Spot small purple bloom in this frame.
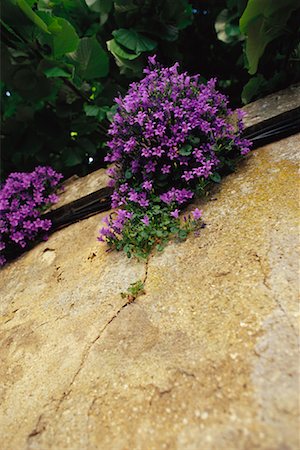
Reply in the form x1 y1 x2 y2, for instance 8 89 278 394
192 208 203 220
170 209 180 219
148 55 157 66
161 165 171 174
141 215 150 226
142 180 153 191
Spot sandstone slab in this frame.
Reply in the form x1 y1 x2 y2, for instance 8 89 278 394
0 134 299 450
243 83 300 127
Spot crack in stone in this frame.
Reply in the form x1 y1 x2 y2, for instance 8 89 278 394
142 255 150 286
26 256 151 443
148 385 173 407
172 368 197 379
146 367 197 407
26 399 53 448
34 313 70 331
27 414 45 440
254 252 297 337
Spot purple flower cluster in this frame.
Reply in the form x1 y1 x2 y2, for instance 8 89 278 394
160 188 194 205
99 56 251 244
98 209 133 242
0 166 63 266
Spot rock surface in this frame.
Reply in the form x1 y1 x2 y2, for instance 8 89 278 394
243 83 300 127
0 133 299 450
51 168 110 208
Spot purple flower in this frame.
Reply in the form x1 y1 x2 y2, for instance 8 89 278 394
141 215 150 225
148 55 157 66
101 56 251 254
142 180 153 191
192 208 203 220
170 209 180 219
0 166 62 265
161 165 171 174
145 161 156 173
128 190 139 203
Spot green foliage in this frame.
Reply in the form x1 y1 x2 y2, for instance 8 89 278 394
104 200 203 260
1 0 193 180
70 36 109 79
1 0 299 179
112 28 157 53
214 0 300 103
240 0 299 75
121 279 145 302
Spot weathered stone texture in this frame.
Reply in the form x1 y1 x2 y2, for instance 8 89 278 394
0 133 299 450
243 83 300 127
52 167 110 208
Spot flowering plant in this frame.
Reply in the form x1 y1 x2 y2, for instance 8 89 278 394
99 56 251 258
0 166 63 266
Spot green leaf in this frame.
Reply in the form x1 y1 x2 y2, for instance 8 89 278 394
210 172 221 183
239 0 297 33
112 29 157 53
178 229 188 240
107 39 140 60
215 9 242 44
241 74 267 104
83 104 100 116
239 0 299 74
62 148 83 166
71 36 109 79
44 66 71 78
125 168 132 179
85 0 112 14
36 14 80 57
106 104 117 122
50 18 79 58
47 19 63 34
179 144 192 156
189 135 200 145
16 0 50 33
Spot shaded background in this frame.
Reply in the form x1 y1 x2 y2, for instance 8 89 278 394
1 0 299 180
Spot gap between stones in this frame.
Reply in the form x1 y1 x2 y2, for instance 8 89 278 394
27 256 151 445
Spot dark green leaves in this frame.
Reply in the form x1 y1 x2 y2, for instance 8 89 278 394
71 36 109 79
84 103 111 121
241 74 267 104
16 3 80 57
178 229 188 240
85 0 113 14
240 0 299 74
107 39 141 61
188 136 200 145
49 18 79 58
179 144 192 156
16 0 50 33
125 168 133 179
1 0 194 180
215 8 242 44
210 172 221 183
62 148 83 167
44 67 72 78
113 29 157 53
